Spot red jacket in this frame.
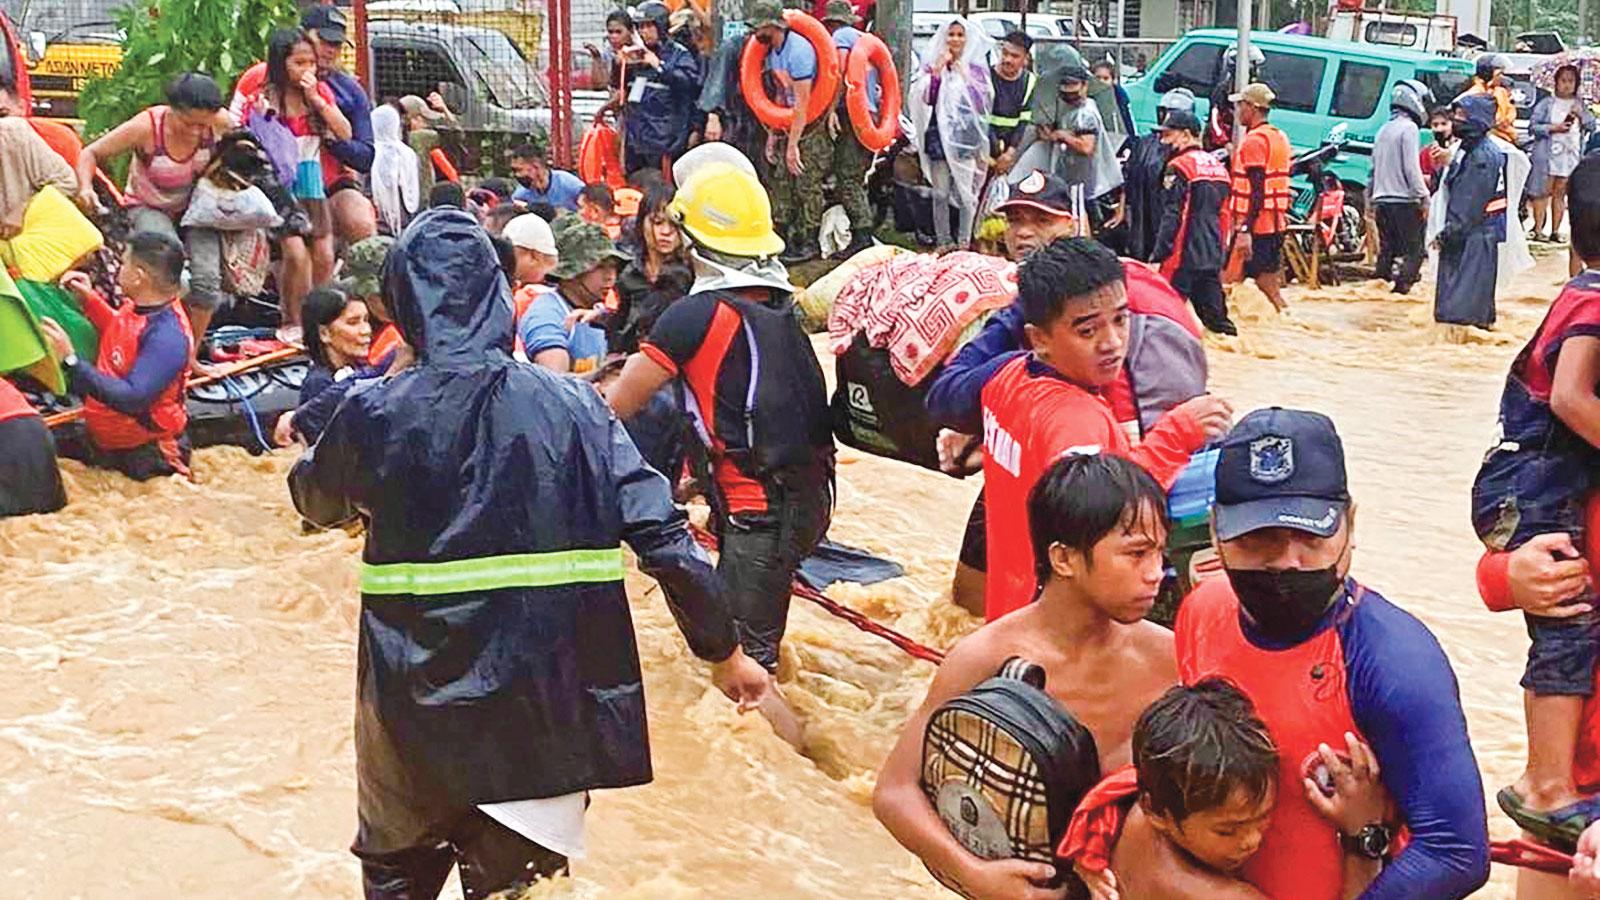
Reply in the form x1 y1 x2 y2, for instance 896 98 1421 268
80 291 192 451
980 355 1205 619
0 378 38 424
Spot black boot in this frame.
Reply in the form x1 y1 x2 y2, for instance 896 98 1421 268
835 232 877 259
1202 315 1239 336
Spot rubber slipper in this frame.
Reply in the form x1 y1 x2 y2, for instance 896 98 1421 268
1497 786 1600 850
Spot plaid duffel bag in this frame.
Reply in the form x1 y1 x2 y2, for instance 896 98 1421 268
919 657 1101 894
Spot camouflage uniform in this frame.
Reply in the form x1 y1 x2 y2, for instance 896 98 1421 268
340 235 396 298
768 126 833 243
821 0 874 234
748 0 834 253
551 216 630 280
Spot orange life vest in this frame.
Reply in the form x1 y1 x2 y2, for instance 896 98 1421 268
1230 123 1292 235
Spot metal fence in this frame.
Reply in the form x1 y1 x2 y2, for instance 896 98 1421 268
346 0 609 174
1031 34 1179 78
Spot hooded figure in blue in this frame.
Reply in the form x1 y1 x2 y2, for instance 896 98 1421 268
1434 93 1508 329
622 0 703 174
289 207 770 897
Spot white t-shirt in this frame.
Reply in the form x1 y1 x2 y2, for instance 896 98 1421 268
1550 97 1583 175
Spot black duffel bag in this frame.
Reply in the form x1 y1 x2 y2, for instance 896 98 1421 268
831 332 944 472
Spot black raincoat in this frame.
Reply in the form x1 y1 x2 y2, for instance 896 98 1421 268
289 209 740 831
1435 96 1507 329
1123 131 1171 261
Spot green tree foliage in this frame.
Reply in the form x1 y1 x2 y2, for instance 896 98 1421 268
78 0 300 140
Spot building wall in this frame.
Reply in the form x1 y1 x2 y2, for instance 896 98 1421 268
0 0 124 35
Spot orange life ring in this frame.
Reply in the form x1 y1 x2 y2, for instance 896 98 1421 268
578 121 626 189
844 33 900 152
739 10 841 131
430 147 460 183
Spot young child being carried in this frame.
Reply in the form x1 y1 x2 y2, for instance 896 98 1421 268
1471 155 1600 846
1061 679 1390 900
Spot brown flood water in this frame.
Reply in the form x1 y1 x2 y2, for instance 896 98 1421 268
0 248 1580 897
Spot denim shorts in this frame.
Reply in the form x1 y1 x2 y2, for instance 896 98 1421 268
1523 611 1600 696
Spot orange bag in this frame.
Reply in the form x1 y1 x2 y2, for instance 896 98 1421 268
844 33 901 152
739 10 841 130
578 121 626 190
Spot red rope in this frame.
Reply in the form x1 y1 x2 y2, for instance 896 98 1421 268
1491 838 1573 875
689 524 946 665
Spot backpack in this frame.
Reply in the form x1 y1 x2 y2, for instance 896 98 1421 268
713 291 834 476
920 658 1100 895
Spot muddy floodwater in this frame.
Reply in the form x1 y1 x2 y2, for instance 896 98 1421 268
0 249 1580 897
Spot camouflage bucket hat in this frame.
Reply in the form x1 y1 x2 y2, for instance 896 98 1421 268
821 0 858 25
341 235 396 296
746 0 786 29
552 220 630 280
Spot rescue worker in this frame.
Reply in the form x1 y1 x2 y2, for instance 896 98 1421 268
1372 80 1432 295
1177 408 1491 899
749 0 831 264
40 232 193 481
340 235 406 367
1228 82 1293 313
0 377 66 517
1123 87 1195 262
1152 110 1235 335
925 177 1211 617
986 31 1036 177
978 237 1230 616
604 159 835 727
288 207 770 898
520 219 629 375
1206 45 1263 152
821 0 878 259
1432 94 1508 330
622 0 701 177
1465 54 1518 145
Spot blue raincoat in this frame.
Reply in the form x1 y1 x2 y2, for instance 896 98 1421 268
289 209 740 834
1435 94 1507 329
624 40 703 160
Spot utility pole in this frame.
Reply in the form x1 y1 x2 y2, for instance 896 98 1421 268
1234 0 1251 148
878 0 913 99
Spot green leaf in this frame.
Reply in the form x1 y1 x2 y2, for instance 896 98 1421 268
146 51 166 66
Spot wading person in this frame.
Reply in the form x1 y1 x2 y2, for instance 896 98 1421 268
1227 83 1292 314
288 207 769 898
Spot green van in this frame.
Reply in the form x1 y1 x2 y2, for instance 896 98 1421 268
1126 29 1475 198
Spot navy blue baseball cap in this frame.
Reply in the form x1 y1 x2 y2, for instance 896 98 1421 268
1213 408 1349 541
302 4 349 43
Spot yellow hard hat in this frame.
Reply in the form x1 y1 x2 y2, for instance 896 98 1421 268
669 162 785 258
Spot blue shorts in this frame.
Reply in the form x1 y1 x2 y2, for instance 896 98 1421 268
1523 612 1600 696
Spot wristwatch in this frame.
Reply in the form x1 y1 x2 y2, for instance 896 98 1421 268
62 353 78 369
1341 823 1393 861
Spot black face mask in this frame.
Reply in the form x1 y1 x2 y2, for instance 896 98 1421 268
1226 566 1345 642
1453 119 1487 144
756 32 774 45
516 175 536 188
1431 127 1452 144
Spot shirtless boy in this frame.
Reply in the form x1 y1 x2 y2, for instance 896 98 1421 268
874 453 1178 900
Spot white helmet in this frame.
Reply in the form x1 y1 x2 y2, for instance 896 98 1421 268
1223 45 1266 69
1158 87 1197 114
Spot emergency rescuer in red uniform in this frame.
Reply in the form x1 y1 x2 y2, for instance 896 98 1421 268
1228 83 1293 314
39 231 194 481
1178 407 1490 899
0 378 66 516
1151 110 1235 336
979 236 1232 619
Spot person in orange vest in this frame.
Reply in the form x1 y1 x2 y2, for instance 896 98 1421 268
1465 54 1518 145
1228 83 1293 313
339 236 408 368
0 378 66 516
502 213 560 359
1151 110 1235 335
39 232 194 481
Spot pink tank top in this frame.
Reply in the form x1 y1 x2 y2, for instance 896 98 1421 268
126 106 213 217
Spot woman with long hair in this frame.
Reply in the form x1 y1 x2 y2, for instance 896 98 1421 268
76 72 232 359
240 28 353 336
611 184 692 354
909 18 994 249
1528 64 1596 244
274 285 382 446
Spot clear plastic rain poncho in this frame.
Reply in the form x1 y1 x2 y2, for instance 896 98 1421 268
909 17 995 212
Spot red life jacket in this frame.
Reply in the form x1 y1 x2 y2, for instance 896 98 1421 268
368 322 404 367
1159 149 1231 279
1176 578 1364 900
83 301 193 452
0 379 38 424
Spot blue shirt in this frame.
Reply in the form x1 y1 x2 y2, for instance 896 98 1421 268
519 289 609 374
831 26 880 117
323 70 375 174
512 169 585 211
766 28 818 106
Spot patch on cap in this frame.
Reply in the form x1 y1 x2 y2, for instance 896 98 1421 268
1248 436 1294 484
1019 170 1047 194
